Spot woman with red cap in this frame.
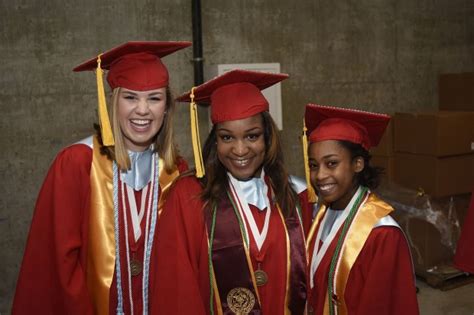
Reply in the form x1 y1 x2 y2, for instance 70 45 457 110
303 104 419 315
13 41 190 315
153 69 309 314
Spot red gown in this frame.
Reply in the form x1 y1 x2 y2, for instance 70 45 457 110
454 190 474 273
151 175 310 314
307 198 419 315
12 141 187 315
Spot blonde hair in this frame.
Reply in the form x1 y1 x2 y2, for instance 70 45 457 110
103 87 180 172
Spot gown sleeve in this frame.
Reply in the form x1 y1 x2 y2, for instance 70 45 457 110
12 144 94 315
345 226 419 315
150 176 208 315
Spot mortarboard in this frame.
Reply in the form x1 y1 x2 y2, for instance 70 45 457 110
74 41 191 146
177 69 289 177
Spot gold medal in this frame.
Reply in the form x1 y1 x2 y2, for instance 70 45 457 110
227 287 255 315
130 258 143 277
254 269 268 286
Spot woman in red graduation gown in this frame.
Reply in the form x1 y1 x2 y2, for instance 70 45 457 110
303 104 419 315
12 41 190 315
152 70 309 314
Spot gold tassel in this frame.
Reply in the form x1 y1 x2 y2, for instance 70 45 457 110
302 119 317 203
190 87 205 178
96 54 115 146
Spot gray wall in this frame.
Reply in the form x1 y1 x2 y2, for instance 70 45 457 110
1 0 472 312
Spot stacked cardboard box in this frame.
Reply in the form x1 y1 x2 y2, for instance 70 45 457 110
370 121 394 183
439 72 474 111
392 111 474 197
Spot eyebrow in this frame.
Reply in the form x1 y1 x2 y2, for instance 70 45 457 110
217 126 262 133
322 154 339 159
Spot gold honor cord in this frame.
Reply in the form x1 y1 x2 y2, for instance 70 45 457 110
190 87 205 177
302 119 317 203
95 54 114 146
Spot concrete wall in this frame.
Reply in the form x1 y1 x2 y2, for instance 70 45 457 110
1 0 472 312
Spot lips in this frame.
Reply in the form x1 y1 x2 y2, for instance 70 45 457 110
317 183 336 195
130 119 152 131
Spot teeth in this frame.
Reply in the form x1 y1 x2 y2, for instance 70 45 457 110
319 184 335 192
131 119 150 126
235 159 249 166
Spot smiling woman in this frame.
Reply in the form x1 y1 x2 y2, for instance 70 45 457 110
304 104 419 315
12 41 190 315
152 69 311 314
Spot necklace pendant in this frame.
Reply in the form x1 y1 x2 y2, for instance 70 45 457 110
130 258 143 277
254 269 268 286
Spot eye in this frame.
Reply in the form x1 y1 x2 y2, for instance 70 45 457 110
123 95 137 100
148 96 163 102
309 161 319 170
246 133 261 141
327 160 339 168
219 134 233 142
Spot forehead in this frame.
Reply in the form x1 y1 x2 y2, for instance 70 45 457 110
120 87 166 95
216 114 263 132
309 140 350 159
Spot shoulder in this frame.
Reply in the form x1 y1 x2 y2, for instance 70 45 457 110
176 157 189 173
289 175 307 194
168 174 203 200
52 139 93 171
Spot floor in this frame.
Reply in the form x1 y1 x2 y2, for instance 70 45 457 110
417 279 474 315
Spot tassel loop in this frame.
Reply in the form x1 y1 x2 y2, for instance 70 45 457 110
302 119 317 203
96 54 115 146
190 87 205 178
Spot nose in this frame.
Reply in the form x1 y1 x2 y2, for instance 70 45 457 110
135 98 150 115
232 140 249 157
315 165 329 182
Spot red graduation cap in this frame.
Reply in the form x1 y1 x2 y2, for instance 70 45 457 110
304 104 390 150
177 69 288 124
73 41 191 146
74 41 191 90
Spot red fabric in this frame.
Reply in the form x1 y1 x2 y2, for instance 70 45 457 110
12 142 188 314
454 190 474 273
152 175 307 314
306 203 419 315
73 41 192 90
176 69 288 123
305 104 390 150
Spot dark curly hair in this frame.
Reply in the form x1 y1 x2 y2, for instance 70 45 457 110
199 112 298 218
337 140 383 190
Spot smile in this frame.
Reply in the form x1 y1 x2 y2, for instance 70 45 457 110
130 119 151 126
318 183 336 192
232 158 250 167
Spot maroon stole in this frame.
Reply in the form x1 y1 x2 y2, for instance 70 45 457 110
205 190 307 314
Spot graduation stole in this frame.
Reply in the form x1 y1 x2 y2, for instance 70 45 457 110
205 188 307 315
307 190 393 315
86 135 180 314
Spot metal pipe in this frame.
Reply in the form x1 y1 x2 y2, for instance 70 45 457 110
191 0 204 86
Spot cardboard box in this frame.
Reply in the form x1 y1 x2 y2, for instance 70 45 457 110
370 121 393 156
439 72 474 111
394 111 474 156
371 155 394 182
393 153 474 197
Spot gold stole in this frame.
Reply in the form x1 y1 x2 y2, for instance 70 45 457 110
86 135 180 314
307 194 393 315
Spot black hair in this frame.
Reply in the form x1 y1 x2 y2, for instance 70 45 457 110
337 140 383 190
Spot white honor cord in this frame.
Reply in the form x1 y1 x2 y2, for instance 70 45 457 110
229 176 271 251
309 186 364 288
126 184 149 242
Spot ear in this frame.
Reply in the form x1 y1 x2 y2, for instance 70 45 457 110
353 157 365 173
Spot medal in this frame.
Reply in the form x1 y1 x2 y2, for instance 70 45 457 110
227 287 255 315
254 269 268 286
130 258 143 276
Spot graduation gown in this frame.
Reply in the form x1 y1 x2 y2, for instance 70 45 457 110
307 193 419 315
12 138 187 315
151 175 309 314
454 190 474 273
